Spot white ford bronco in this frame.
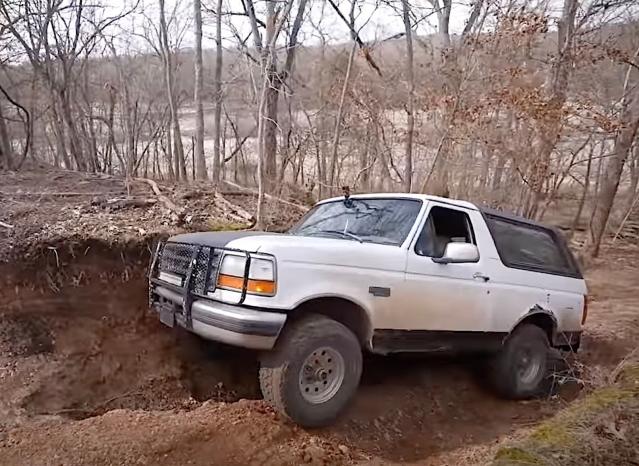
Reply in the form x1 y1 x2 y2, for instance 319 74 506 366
149 194 587 427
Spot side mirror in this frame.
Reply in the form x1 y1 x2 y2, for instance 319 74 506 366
432 242 479 264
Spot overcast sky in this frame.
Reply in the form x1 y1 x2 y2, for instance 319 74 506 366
110 0 474 53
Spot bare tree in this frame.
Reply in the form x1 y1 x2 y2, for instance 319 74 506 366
254 0 298 226
401 0 415 192
158 0 187 181
245 0 309 193
429 0 451 49
0 101 13 169
193 0 207 180
523 0 579 218
587 47 639 257
211 0 223 182
328 0 358 192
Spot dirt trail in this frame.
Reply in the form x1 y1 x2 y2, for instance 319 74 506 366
0 170 637 466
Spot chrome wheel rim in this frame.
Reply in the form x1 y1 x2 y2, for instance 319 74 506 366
517 347 543 385
298 346 345 404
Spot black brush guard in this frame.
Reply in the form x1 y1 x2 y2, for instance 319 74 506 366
148 241 256 327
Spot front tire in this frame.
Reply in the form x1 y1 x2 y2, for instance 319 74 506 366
259 314 362 427
491 324 550 399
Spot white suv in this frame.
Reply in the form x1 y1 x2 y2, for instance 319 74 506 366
149 194 587 427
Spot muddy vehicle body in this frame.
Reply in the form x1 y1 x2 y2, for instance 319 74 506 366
149 194 587 427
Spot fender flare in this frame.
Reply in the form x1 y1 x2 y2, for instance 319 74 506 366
288 293 375 347
508 304 558 343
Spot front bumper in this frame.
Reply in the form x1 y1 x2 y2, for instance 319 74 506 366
151 285 286 350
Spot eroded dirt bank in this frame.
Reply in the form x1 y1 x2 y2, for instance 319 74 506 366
0 241 262 420
0 238 636 466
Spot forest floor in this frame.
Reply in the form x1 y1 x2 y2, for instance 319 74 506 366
0 169 637 466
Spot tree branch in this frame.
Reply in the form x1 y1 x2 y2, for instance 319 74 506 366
325 0 383 77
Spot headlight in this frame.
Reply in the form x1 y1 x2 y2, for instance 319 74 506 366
216 254 276 296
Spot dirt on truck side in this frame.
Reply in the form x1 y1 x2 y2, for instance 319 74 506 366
0 169 638 466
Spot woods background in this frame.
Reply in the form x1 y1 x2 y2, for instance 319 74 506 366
1 0 638 256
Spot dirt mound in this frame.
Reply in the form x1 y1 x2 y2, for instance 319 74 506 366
0 169 305 266
0 400 350 466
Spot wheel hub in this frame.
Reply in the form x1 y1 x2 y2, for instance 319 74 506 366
299 346 345 404
517 347 542 385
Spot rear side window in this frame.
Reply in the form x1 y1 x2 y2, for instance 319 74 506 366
486 215 578 277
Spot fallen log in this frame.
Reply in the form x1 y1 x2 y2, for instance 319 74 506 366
222 181 308 212
92 197 158 210
0 191 121 197
135 178 185 224
214 191 256 228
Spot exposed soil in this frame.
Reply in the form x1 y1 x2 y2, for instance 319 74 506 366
0 169 637 466
0 168 304 266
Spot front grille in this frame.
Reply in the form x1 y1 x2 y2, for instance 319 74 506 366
158 242 198 277
156 242 222 295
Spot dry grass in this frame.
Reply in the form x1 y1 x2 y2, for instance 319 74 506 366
493 355 639 465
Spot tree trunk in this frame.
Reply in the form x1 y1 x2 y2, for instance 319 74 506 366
0 103 13 170
329 42 356 192
256 0 278 227
263 63 279 192
328 0 357 193
625 142 639 213
586 58 639 258
193 0 207 180
165 125 175 181
402 0 415 193
255 0 299 224
59 89 87 171
211 0 223 181
568 142 595 239
50 102 72 169
159 0 186 181
433 0 451 49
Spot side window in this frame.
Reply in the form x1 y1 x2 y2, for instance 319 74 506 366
486 216 573 275
415 206 475 258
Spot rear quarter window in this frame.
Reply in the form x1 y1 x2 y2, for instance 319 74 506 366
485 215 580 278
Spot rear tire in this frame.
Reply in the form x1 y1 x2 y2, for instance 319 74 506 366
259 314 362 427
491 324 550 399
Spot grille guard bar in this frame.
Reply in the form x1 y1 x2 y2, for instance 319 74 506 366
149 240 260 324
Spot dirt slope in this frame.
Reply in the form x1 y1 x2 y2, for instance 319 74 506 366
0 169 638 466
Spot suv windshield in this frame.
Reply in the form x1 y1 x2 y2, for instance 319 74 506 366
290 198 422 246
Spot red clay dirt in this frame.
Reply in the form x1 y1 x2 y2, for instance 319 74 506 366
0 169 637 466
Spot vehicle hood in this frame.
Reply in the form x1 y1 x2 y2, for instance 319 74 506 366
168 231 405 271
168 231 282 251
227 234 406 272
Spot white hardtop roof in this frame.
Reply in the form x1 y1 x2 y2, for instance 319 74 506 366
318 193 478 211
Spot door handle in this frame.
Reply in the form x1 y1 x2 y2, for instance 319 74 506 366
473 272 490 282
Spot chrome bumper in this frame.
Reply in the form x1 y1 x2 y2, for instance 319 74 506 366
152 285 286 350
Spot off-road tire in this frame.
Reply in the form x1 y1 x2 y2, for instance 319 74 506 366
259 314 362 427
491 324 551 399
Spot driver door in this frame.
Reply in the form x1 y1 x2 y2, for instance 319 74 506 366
401 202 493 332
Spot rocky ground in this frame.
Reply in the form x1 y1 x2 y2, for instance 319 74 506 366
0 169 637 465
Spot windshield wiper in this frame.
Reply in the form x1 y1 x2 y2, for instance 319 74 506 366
307 230 364 243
